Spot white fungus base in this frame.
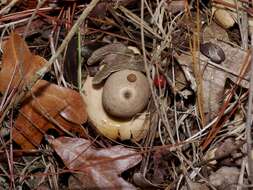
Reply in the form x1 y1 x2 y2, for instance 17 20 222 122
82 76 150 141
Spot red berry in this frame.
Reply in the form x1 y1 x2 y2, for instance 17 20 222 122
153 74 166 88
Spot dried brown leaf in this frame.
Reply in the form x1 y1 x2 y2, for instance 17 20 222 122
87 43 145 85
87 43 130 65
0 34 87 150
0 32 46 93
13 80 87 150
50 137 142 190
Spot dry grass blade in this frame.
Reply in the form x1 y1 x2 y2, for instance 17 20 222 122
246 34 253 183
0 0 19 15
118 6 162 40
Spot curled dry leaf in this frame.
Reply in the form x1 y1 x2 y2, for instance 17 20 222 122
92 54 145 85
0 32 47 93
13 80 87 150
50 137 142 190
87 43 130 65
87 43 145 85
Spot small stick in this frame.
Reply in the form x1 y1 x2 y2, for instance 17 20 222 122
23 0 47 38
0 0 19 15
46 0 101 71
240 1 248 50
246 34 253 184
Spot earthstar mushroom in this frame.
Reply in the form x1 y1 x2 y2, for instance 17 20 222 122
82 76 150 141
82 43 151 141
102 69 150 119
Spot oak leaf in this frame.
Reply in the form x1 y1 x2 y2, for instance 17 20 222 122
0 33 87 150
13 80 87 150
50 137 142 190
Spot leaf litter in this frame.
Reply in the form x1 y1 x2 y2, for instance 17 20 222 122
50 136 142 190
0 0 252 189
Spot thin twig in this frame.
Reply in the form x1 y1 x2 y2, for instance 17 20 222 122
140 0 175 144
246 34 253 184
240 1 248 49
23 0 47 38
0 0 19 15
45 0 100 73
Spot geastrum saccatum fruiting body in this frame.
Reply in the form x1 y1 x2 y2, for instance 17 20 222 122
82 43 151 141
